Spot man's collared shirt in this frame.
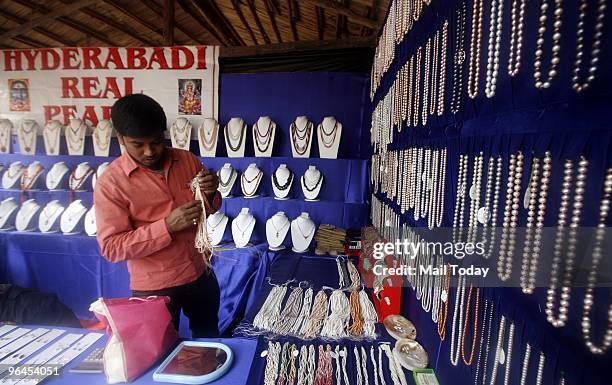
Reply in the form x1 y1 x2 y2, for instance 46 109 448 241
94 148 221 291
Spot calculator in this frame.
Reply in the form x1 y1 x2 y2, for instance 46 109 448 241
69 347 104 374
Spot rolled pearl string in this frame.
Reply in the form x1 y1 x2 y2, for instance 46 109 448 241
301 289 329 338
360 290 379 338
296 345 308 385
263 341 281 385
277 342 289 385
320 290 350 338
582 167 612 354
370 346 379 385
354 347 364 385
291 287 314 335
274 286 304 334
378 345 387 385
361 346 370 385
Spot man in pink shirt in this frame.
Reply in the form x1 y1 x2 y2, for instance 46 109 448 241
94 94 222 337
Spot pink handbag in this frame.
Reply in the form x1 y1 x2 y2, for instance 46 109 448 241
90 297 179 383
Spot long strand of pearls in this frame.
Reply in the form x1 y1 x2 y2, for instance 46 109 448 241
296 345 308 385
572 0 607 92
451 2 468 114
254 285 288 330
474 300 494 385
378 345 387 385
508 0 527 76
534 0 563 89
360 290 378 337
546 157 588 327
320 290 350 338
274 286 304 334
438 21 449 116
519 343 531 385
582 167 612 354
535 352 545 385
489 316 515 385
467 0 485 99
291 287 314 335
307 344 316 385
453 154 469 243
361 346 370 385
485 0 504 98
450 276 467 366
370 346 379 385
498 151 524 281
354 347 363 385
301 289 329 338
263 341 282 385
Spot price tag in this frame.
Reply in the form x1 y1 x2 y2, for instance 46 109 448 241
260 350 268 358
523 186 531 209
499 349 506 365
441 290 448 303
293 349 299 357
477 207 491 224
469 185 477 200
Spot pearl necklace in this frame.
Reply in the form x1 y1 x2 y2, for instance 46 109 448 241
508 0 527 76
437 267 451 340
461 286 480 366
20 163 45 191
481 156 503 258
200 121 218 152
290 121 313 156
572 0 606 93
43 121 61 154
225 121 245 152
428 149 439 229
436 148 447 227
295 219 315 240
484 0 504 98
217 168 236 195
498 151 524 281
320 119 339 148
234 216 255 238
453 154 469 243
93 121 112 152
489 316 515 385
431 256 443 323
520 152 551 294
438 20 449 116
429 30 440 117
546 157 588 327
19 121 37 153
414 147 424 221
413 47 422 128
66 120 86 153
422 38 431 127
534 0 563 89
451 1 468 114
474 300 494 385
420 148 432 219
407 55 414 127
409 147 418 209
0 121 11 152
581 167 612 354
272 169 293 191
468 152 484 244
449 276 467 366
69 165 94 191
241 169 263 197
467 0 484 99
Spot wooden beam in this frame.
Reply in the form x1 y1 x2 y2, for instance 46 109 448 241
141 0 208 45
177 0 227 45
204 0 245 46
0 7 76 46
0 26 44 47
246 0 270 44
361 0 378 36
104 0 163 37
309 0 379 29
0 0 99 42
286 0 299 41
220 36 375 57
314 6 324 40
264 0 282 43
231 0 258 45
335 14 343 39
163 0 175 46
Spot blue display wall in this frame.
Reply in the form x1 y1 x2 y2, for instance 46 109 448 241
369 1 611 385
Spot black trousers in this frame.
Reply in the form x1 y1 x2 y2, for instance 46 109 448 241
132 270 220 338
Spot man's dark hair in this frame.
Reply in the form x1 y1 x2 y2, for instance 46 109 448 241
111 93 166 137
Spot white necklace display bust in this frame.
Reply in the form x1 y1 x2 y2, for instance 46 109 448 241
301 166 324 201
15 199 41 232
241 163 263 198
92 162 110 190
291 212 316 253
69 162 94 191
252 116 276 157
38 200 65 233
232 208 256 248
60 200 88 234
84 205 97 236
0 119 12 154
290 116 314 158
225 117 247 157
207 211 229 246
93 120 113 157
46 162 70 190
170 117 192 151
18 119 38 155
43 120 62 155
266 212 290 250
2 161 26 189
217 163 238 198
271 164 294 200
317 116 342 159
65 119 87 156
198 118 219 157
0 198 19 230
20 161 45 191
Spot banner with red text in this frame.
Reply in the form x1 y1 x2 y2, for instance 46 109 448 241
0 46 219 129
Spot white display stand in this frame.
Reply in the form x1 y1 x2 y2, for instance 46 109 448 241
38 200 65 233
20 161 45 191
93 120 113 157
271 164 293 200
252 116 276 157
217 163 237 198
15 199 41 232
2 161 26 189
84 205 97 236
170 118 192 151
92 162 110 190
301 166 324 201
18 120 38 155
266 212 290 250
224 118 247 157
60 200 88 234
291 213 316 253
69 162 94 191
240 164 263 198
207 211 228 246
231 208 256 248
290 116 314 158
0 119 12 154
46 162 70 190
43 120 62 156
0 198 19 230
317 116 342 159
198 118 219 157
65 119 87 155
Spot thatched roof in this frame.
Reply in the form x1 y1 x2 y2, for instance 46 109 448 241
0 0 388 52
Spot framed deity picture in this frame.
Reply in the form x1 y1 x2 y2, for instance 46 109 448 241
178 78 202 115
9 79 30 112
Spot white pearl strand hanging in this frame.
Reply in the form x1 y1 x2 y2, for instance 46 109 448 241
450 275 467 366
453 154 469 243
438 21 449 116
429 29 439 117
520 152 552 294
546 157 588 327
421 148 432 219
498 152 524 282
414 147 424 221
468 152 484 244
484 0 504 98
474 300 494 385
489 316 515 385
467 0 485 99
581 167 612 354
436 148 448 227
413 47 422 128
481 156 503 258
572 0 607 93
534 0 563 89
428 149 440 229
508 0 527 76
